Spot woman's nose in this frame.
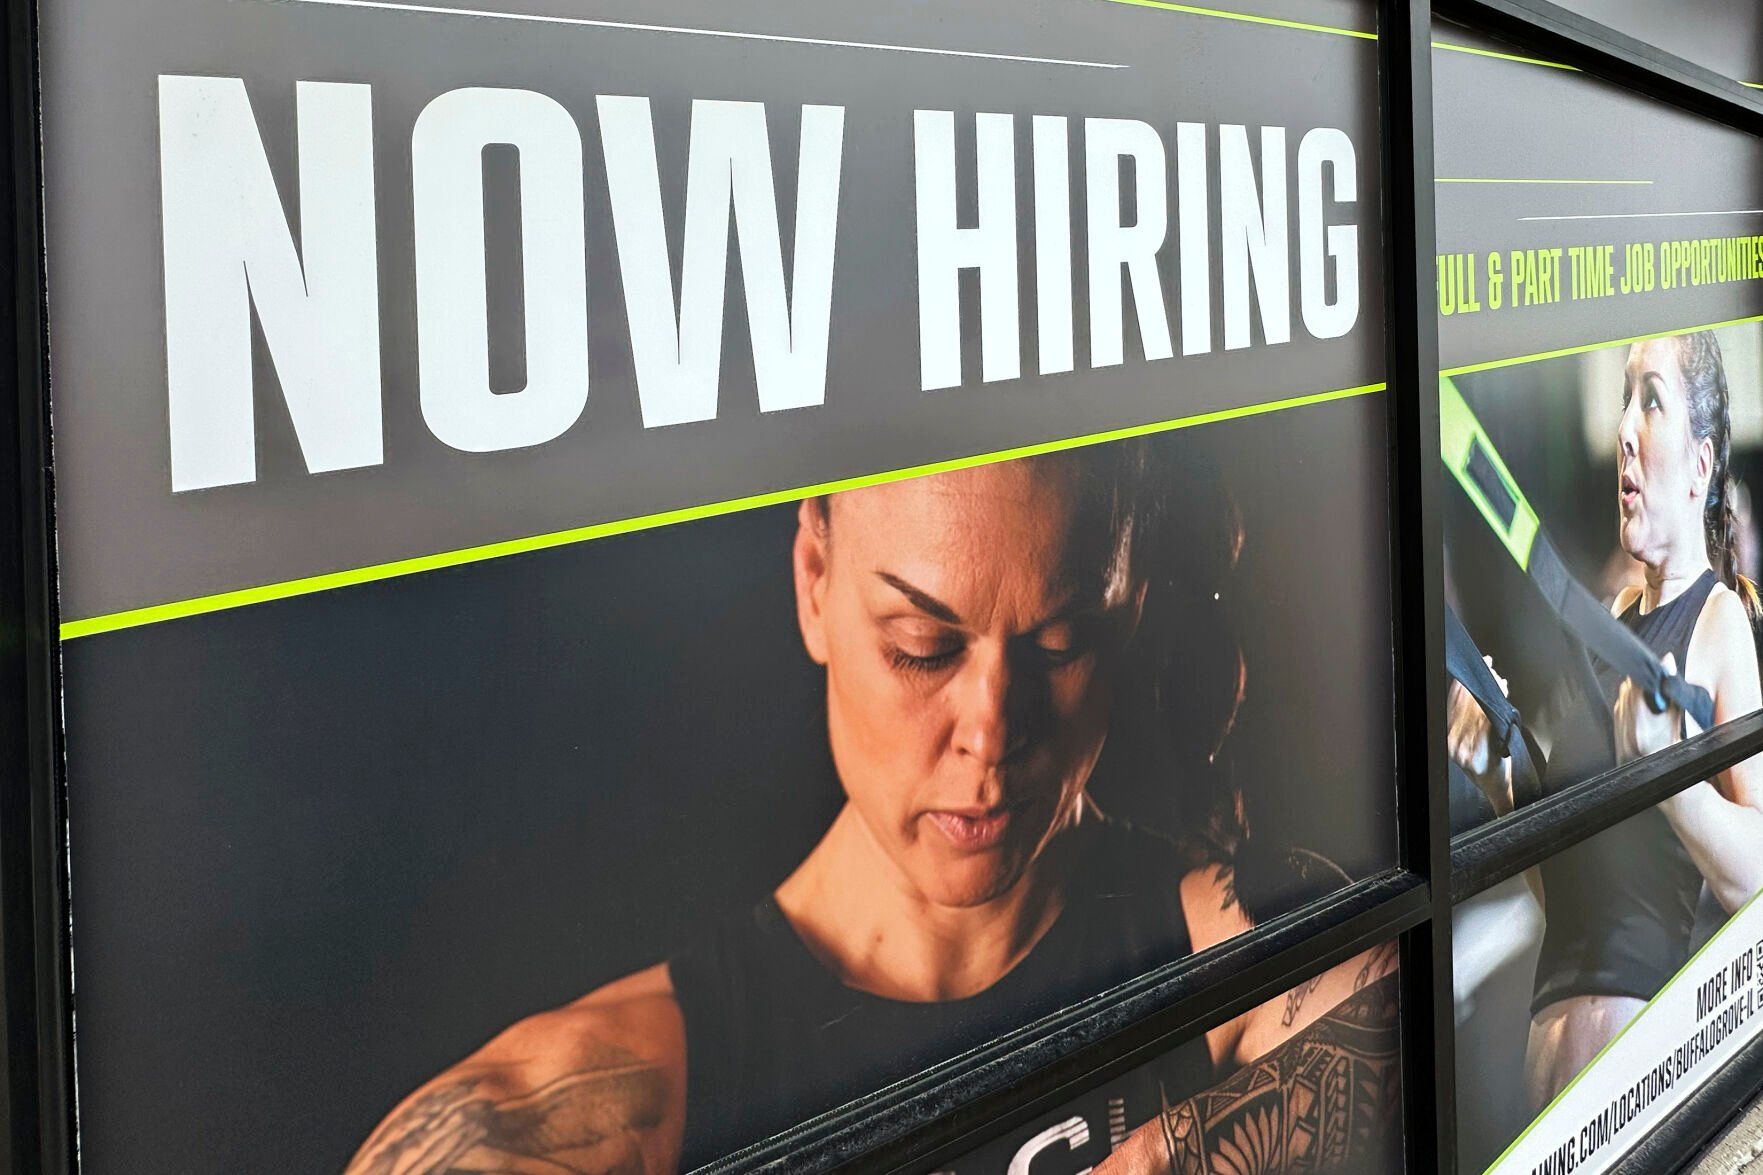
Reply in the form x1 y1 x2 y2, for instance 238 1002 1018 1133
951 649 1027 767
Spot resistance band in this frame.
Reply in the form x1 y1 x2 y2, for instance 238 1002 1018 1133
1439 376 1716 733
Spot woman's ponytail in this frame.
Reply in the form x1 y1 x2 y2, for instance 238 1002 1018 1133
1679 330 1763 626
1721 495 1763 625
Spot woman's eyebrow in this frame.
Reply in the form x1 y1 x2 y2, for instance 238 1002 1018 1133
874 571 961 623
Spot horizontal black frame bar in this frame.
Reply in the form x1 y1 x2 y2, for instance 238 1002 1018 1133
1435 0 1763 137
1451 711 1763 903
701 870 1429 1175
1611 1025 1763 1174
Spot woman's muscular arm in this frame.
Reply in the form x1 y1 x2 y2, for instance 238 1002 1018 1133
345 965 687 1175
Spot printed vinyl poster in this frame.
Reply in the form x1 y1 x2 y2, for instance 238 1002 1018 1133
942 940 1403 1175
39 0 1400 1170
1434 23 1763 1174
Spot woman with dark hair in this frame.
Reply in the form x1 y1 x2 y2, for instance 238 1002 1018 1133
347 446 1399 1175
1520 330 1763 1106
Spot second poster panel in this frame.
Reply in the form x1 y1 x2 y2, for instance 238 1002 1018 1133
1437 21 1763 1173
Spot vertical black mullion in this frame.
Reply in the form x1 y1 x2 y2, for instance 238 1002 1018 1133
1379 0 1454 1171
2 0 73 1171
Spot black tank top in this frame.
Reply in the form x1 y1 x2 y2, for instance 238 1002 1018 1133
666 819 1210 1167
1533 568 1718 1010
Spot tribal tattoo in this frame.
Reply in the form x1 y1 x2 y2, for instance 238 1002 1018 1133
1353 942 1399 993
346 1041 666 1175
1280 976 1324 1028
1157 973 1402 1174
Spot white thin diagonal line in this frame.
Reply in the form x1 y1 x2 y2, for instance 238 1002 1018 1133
1437 178 1653 186
1520 209 1763 222
258 0 1130 68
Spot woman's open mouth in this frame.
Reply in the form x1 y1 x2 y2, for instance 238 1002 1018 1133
926 808 1013 850
1620 473 1640 513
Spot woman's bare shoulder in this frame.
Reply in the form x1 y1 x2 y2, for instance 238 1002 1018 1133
1179 861 1253 954
1698 579 1752 633
345 963 686 1173
1691 581 1760 694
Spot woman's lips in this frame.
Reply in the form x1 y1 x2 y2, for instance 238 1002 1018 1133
925 809 1012 850
1620 475 1640 513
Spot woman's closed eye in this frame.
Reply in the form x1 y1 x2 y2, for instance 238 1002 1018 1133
883 623 965 675
1025 621 1097 668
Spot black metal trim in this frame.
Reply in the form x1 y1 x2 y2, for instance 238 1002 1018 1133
1380 0 1455 1169
1 0 73 1171
1610 1027 1763 1175
1451 711 1763 903
1434 0 1763 137
699 872 1429 1174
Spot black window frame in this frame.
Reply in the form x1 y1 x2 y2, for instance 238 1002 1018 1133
4 1 1763 1172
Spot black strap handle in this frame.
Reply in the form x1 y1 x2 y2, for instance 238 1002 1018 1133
1445 607 1546 811
1527 539 1717 732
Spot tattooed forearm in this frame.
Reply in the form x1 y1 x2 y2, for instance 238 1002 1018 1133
1158 974 1402 1174
346 1042 666 1175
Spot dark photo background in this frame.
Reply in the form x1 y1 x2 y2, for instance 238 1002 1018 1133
59 393 1396 1174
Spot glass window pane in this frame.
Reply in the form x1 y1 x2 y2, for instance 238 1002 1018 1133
1435 20 1763 831
1455 795 1763 1173
40 0 1393 1168
942 942 1407 1173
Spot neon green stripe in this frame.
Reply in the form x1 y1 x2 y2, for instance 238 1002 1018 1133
1431 40 1577 71
1436 178 1651 186
59 382 1385 641
1091 1 1634 80
1439 376 1539 569
1747 82 1763 90
1484 886 1763 1173
1441 312 1763 379
1095 0 1374 39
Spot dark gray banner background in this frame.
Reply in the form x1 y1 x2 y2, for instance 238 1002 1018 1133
1434 23 1763 370
1554 0 1763 84
42 0 1383 622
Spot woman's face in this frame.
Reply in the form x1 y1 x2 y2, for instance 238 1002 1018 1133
1618 338 1713 566
792 459 1142 909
